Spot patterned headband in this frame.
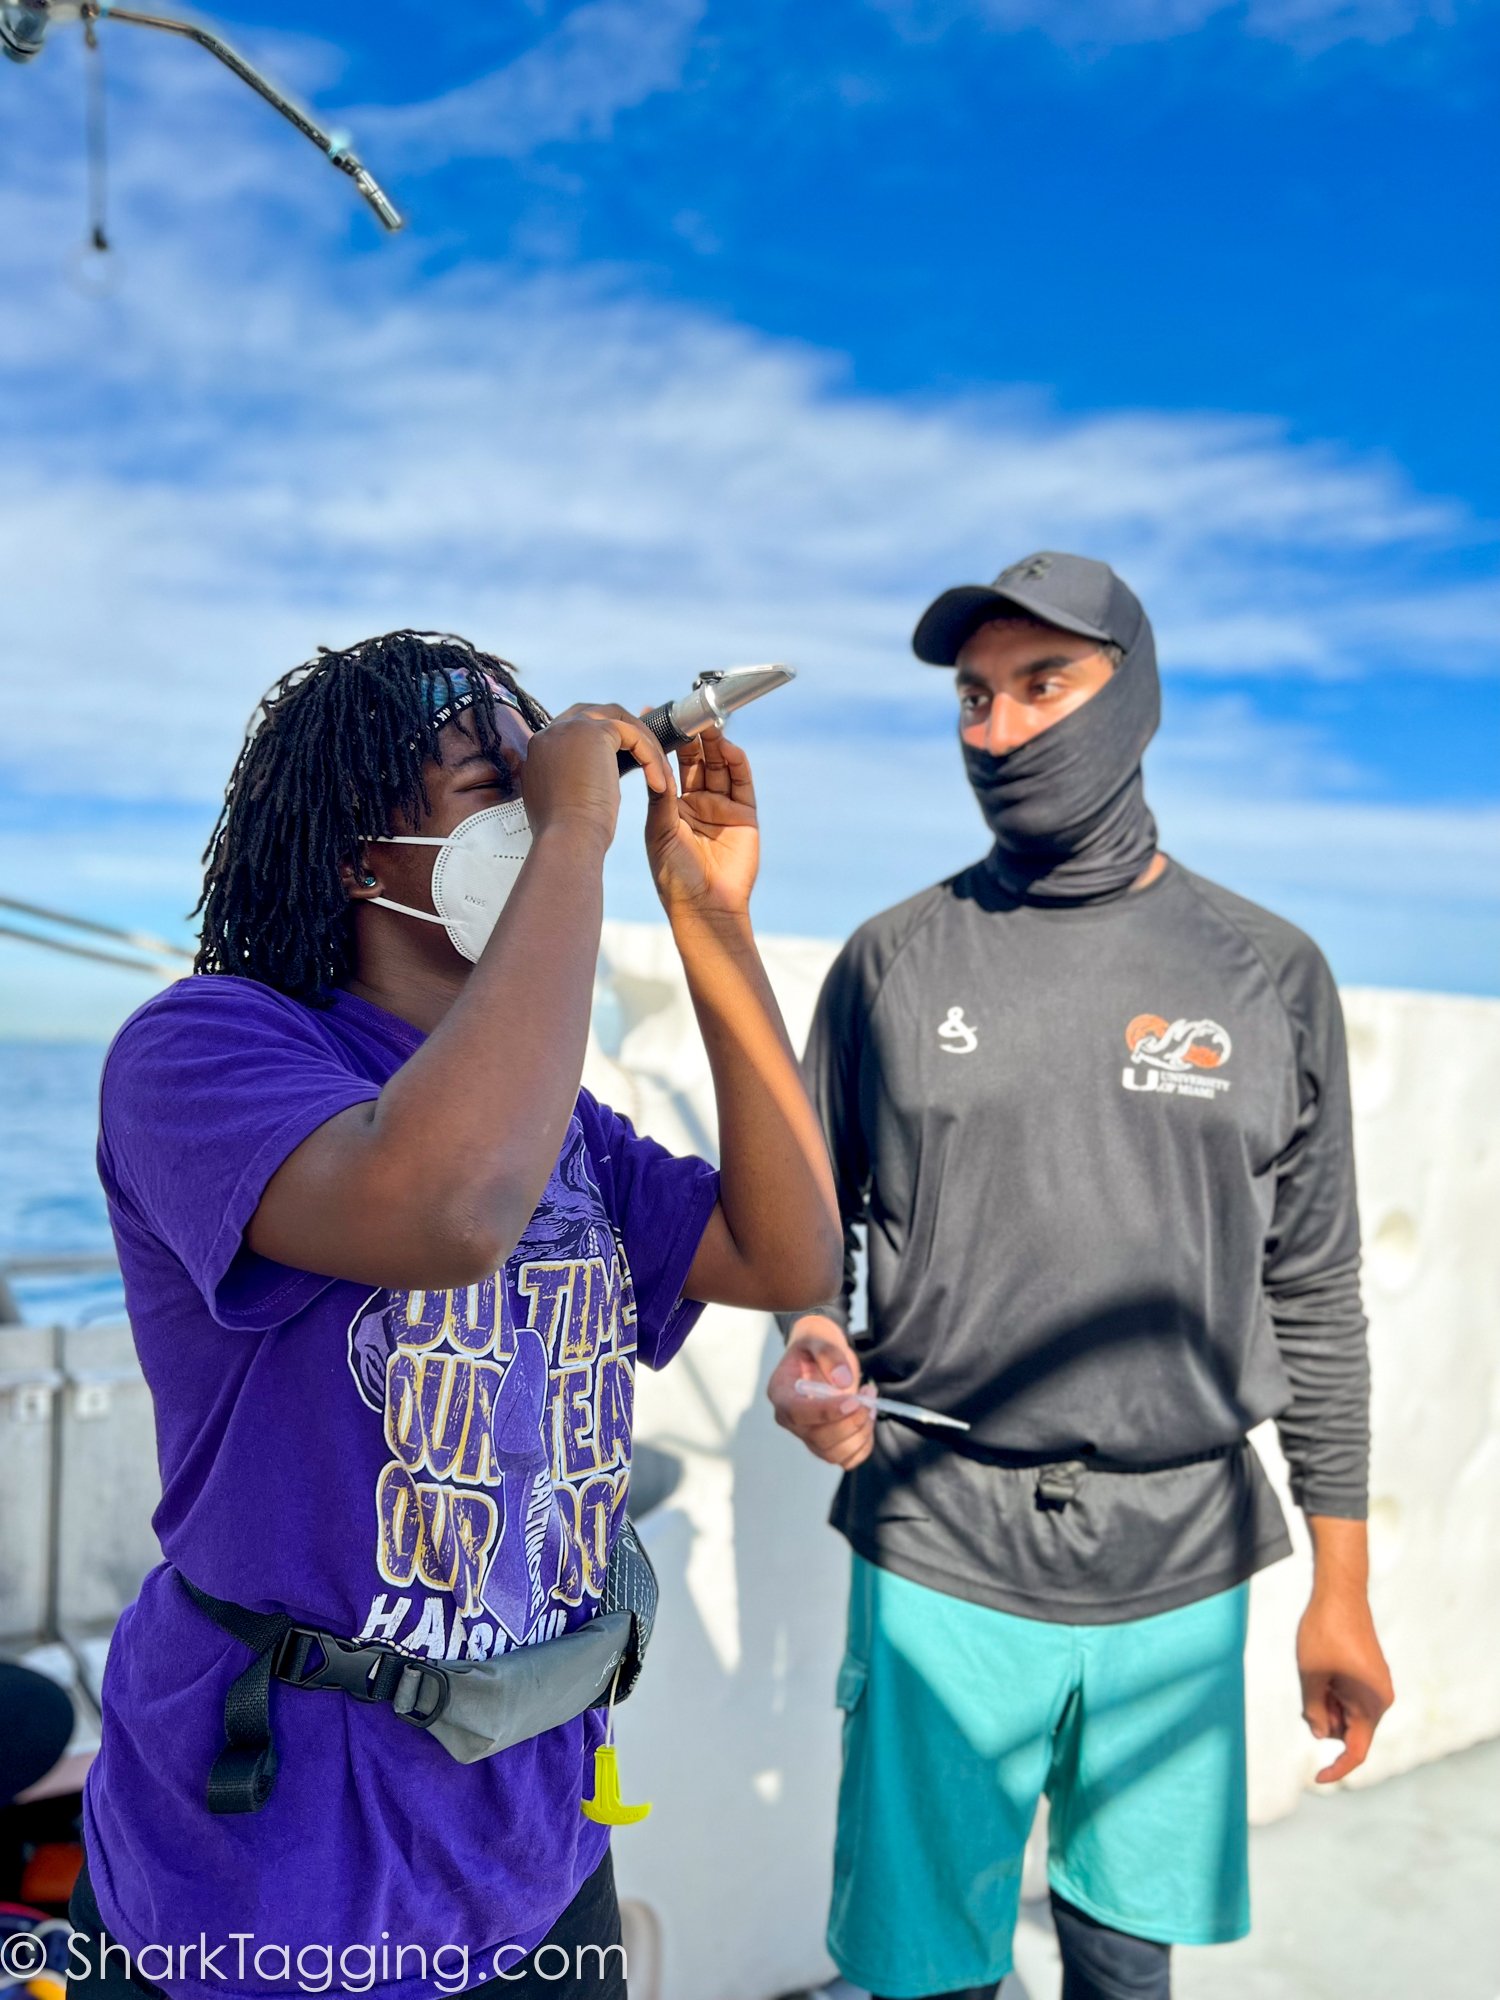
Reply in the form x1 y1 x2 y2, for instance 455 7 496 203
425 663 524 736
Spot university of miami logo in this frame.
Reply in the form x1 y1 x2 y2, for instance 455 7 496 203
1121 1013 1233 1099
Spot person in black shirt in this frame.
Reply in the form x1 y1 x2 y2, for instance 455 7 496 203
769 553 1393 2000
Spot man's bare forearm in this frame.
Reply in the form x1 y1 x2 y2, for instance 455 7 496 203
1306 1514 1370 1601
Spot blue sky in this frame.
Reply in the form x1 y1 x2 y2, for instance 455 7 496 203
1 0 1496 1034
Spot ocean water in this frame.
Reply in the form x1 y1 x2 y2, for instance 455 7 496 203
0 1041 125 1326
0 990 632 1331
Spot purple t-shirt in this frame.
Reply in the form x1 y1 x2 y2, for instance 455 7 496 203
86 977 719 1999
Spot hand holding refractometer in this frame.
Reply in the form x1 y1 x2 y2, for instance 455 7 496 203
615 664 796 774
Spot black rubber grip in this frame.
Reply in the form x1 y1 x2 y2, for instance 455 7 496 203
616 702 688 773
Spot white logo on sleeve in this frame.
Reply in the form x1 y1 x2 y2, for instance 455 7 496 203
938 1005 979 1055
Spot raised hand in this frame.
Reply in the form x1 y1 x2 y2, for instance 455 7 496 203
522 703 675 851
643 730 760 923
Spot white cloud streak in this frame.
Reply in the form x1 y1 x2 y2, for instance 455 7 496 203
3 233 1488 811
873 0 1465 53
354 0 706 168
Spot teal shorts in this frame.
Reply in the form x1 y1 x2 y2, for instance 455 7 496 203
829 1555 1251 1998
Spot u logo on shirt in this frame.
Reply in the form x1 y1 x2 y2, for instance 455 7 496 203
937 1006 979 1055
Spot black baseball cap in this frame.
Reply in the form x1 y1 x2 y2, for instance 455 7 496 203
912 551 1145 666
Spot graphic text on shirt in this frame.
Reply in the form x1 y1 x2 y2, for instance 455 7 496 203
1122 1013 1233 1099
345 1119 635 1662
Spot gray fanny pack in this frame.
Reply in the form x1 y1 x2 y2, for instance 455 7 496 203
180 1519 658 1813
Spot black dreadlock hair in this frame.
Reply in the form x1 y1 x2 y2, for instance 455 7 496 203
194 631 551 1003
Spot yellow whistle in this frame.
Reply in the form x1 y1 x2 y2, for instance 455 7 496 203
581 1743 652 1826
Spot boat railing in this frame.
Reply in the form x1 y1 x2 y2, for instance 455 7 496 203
0 1250 123 1329
0 1253 155 1741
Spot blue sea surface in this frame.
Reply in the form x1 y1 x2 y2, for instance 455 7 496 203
0 1042 125 1327
0 987 630 1329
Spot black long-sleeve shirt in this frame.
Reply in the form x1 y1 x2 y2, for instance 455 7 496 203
789 855 1371 1622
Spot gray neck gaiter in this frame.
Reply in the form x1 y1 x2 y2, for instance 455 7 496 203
961 611 1161 905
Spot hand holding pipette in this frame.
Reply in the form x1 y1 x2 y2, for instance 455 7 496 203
766 1318 878 1470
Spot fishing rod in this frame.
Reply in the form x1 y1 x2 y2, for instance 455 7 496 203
1 1 404 237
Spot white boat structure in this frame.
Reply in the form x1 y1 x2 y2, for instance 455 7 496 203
3 917 1499 1999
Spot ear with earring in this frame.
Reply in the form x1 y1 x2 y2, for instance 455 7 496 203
359 871 378 887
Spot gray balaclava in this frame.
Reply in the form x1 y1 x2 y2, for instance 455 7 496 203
913 550 1160 904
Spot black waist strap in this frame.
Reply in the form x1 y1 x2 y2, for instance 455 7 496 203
178 1578 449 1815
936 1436 1244 1510
946 1438 1244 1474
179 1517 655 1815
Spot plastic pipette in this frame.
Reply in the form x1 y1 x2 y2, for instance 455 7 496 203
793 1378 971 1432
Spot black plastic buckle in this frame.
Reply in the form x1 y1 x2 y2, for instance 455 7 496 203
390 1659 451 1728
272 1627 449 1726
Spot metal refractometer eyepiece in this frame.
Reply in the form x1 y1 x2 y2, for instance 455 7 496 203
622 664 796 772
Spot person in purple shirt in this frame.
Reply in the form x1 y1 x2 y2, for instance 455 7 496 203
70 632 841 2000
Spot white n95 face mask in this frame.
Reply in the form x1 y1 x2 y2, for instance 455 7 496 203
365 800 533 963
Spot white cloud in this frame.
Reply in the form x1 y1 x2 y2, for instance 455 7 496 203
354 0 706 169
2 235 1490 812
0 23 1495 1026
873 0 1464 52
1238 0 1458 49
876 0 1464 52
